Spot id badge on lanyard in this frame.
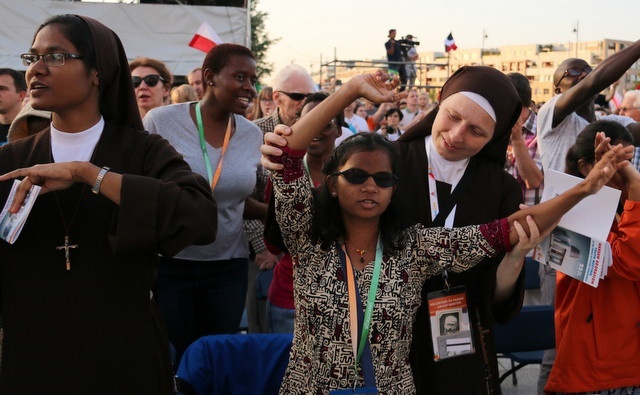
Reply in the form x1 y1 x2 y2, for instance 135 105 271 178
426 284 475 361
333 241 382 395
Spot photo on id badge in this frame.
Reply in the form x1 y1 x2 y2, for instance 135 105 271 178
427 286 474 361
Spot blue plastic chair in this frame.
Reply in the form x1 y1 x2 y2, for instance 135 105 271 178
176 333 293 395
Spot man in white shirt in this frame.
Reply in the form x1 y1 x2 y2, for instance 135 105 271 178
400 89 419 128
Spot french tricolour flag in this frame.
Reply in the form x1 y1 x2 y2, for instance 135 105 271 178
445 33 457 52
189 22 224 53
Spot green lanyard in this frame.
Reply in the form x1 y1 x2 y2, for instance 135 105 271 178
195 101 231 191
344 236 382 364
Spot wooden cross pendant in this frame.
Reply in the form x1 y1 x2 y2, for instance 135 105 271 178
56 235 78 271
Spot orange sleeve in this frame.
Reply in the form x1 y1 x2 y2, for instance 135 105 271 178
608 200 640 280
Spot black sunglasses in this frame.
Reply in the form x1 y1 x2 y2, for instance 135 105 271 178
278 91 310 101
556 65 592 87
132 74 166 88
333 168 398 188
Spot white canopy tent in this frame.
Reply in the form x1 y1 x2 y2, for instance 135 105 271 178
0 0 250 76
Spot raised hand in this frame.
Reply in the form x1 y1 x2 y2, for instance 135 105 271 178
281 69 408 151
261 129 290 171
583 143 633 195
510 116 524 142
350 70 406 104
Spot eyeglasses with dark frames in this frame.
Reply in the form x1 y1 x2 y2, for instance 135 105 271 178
555 65 593 88
333 168 398 188
278 91 311 101
619 106 640 113
20 53 82 67
132 74 166 88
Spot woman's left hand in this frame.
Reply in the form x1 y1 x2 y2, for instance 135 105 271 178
508 215 543 260
494 213 549 304
0 162 87 213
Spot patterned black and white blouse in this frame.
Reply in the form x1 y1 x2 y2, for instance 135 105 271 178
271 147 510 395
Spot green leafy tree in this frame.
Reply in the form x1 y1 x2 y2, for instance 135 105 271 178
250 0 279 82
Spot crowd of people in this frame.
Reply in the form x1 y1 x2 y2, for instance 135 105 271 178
0 13 638 395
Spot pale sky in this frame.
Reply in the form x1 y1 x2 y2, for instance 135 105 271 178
256 0 639 83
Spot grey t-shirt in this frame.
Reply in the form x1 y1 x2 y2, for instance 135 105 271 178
144 102 262 261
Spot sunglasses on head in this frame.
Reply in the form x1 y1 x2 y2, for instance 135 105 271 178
333 168 398 188
132 74 166 88
556 65 592 87
278 91 310 101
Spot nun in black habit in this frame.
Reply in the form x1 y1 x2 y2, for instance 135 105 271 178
0 14 217 393
395 66 524 394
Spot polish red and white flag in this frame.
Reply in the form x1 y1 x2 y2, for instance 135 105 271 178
609 90 623 112
188 22 223 53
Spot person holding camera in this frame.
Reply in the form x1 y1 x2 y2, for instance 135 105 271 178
403 34 420 89
385 29 407 92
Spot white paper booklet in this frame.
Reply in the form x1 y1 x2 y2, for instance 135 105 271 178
0 180 41 244
532 170 618 288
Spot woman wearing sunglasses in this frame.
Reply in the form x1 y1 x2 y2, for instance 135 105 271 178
262 69 631 394
143 43 263 365
129 56 172 119
263 92 343 334
0 15 217 393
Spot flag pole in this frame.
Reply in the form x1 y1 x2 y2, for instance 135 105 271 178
447 51 450 78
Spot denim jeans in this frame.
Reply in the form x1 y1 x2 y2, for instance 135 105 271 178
266 300 294 334
156 256 248 365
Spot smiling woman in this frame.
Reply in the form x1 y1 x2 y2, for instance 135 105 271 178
0 14 217 393
142 43 264 365
255 70 628 394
